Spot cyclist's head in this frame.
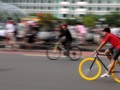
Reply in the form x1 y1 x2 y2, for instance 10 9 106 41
101 27 111 36
102 27 111 33
60 23 68 30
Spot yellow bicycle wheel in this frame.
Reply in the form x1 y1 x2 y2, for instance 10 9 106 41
112 62 120 83
78 58 102 81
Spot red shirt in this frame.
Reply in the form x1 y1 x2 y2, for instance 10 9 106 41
102 33 120 49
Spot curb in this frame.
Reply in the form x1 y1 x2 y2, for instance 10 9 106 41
0 43 111 52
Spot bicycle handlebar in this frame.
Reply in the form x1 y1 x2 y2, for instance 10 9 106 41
93 52 112 57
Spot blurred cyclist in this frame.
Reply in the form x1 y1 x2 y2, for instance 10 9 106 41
5 17 17 50
53 24 73 55
76 22 87 45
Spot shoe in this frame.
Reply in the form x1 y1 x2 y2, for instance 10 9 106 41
100 73 110 78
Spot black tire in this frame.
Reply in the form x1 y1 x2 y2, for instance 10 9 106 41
68 46 82 61
46 47 61 60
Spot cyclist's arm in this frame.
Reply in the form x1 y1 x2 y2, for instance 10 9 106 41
95 34 110 52
95 41 107 51
59 30 67 38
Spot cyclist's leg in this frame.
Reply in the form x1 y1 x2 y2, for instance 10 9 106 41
101 49 120 78
108 49 120 74
111 49 120 82
53 40 61 52
65 41 71 50
60 39 67 51
104 47 114 69
63 40 72 54
105 47 114 61
101 47 115 77
53 39 67 54
60 40 69 56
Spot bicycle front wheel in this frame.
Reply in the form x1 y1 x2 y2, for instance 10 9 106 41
46 48 61 60
78 58 102 81
68 46 82 61
112 62 120 83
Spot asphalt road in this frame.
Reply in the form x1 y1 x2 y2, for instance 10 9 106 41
0 52 119 90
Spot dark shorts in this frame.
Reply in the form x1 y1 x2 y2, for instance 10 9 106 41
109 47 120 60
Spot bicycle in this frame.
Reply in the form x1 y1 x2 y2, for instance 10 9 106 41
46 39 82 61
78 52 120 83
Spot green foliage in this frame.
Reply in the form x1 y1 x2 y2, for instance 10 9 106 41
82 15 98 28
64 19 77 25
28 13 36 16
36 13 58 26
104 12 120 26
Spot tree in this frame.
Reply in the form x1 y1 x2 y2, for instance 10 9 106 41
82 15 98 28
64 19 77 25
104 12 120 26
36 13 58 26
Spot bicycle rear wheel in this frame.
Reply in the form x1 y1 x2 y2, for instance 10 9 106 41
112 62 120 83
46 48 61 60
68 46 82 61
78 58 102 80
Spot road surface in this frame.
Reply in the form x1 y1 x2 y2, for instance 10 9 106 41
0 51 119 90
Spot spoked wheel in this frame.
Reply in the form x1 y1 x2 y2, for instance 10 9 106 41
68 46 82 61
112 61 120 83
78 58 102 80
46 48 61 60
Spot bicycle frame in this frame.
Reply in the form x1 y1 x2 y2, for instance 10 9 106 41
89 53 120 73
54 39 77 52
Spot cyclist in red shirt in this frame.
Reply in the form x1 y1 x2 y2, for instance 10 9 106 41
94 27 120 78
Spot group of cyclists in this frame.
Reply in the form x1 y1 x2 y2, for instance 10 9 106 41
53 22 120 79
4 17 120 79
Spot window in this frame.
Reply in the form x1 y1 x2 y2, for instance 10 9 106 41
26 0 30 3
98 7 101 10
89 0 92 3
34 0 37 3
107 0 111 3
48 7 51 9
80 14 84 17
107 7 110 10
63 14 67 18
116 8 120 11
80 6 84 8
98 0 101 3
18 6 22 8
33 6 37 9
71 7 75 10
13 0 16 3
63 6 68 8
48 0 52 3
72 0 75 3
2 0 8 2
80 0 85 1
41 0 44 3
89 7 92 10
55 0 59 3
41 7 43 9
71 14 74 18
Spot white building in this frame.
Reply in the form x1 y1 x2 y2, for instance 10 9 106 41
1 0 120 19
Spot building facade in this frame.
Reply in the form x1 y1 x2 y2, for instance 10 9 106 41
1 0 120 19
